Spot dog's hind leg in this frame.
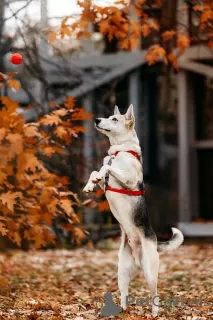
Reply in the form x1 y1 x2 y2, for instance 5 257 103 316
141 239 159 317
127 235 142 268
118 227 137 310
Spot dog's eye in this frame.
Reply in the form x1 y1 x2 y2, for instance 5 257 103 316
112 118 118 122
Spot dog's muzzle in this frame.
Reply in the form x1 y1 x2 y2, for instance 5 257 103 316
95 118 101 125
95 119 111 132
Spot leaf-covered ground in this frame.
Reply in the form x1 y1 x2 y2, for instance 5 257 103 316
0 243 212 320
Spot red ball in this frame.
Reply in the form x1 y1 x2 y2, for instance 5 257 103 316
10 53 23 65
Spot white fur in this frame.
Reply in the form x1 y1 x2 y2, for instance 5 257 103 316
83 104 184 317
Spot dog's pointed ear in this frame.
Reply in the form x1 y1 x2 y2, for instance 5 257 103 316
114 105 121 115
125 104 135 127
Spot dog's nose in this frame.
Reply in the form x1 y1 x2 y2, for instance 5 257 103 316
95 118 101 125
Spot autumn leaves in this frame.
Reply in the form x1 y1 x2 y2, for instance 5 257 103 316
46 0 212 69
0 95 91 248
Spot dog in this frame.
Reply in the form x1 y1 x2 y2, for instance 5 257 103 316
83 104 184 316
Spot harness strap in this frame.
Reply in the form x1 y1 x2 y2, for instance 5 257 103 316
114 150 141 162
105 150 145 196
104 157 113 190
107 185 145 196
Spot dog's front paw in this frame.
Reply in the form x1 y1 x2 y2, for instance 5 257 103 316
83 182 95 193
92 166 109 184
91 172 103 184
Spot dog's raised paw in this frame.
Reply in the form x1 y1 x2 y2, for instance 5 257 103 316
92 177 101 184
83 183 94 193
92 173 103 183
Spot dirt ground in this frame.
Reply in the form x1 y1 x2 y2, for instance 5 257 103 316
0 243 212 320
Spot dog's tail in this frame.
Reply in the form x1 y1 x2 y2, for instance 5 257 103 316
157 228 184 252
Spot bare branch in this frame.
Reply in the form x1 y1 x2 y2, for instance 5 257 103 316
4 0 35 22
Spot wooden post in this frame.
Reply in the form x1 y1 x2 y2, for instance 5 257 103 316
129 70 140 133
187 73 199 220
141 77 149 176
83 93 96 224
177 71 191 222
83 93 94 182
129 0 141 133
39 0 48 112
82 19 94 56
147 73 159 182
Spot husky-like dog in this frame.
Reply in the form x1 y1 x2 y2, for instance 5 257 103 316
83 104 184 316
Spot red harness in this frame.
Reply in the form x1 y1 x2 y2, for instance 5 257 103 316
105 150 145 196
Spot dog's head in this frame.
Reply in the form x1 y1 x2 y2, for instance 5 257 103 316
94 104 135 138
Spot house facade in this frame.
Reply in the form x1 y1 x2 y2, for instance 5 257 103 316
178 45 213 236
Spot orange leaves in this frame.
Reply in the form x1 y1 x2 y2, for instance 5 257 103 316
119 38 130 50
0 191 22 212
145 34 186 66
40 114 62 126
59 199 75 217
0 128 6 141
49 0 213 68
208 40 213 48
73 226 86 245
7 79 21 91
24 125 40 138
99 19 110 35
83 199 97 209
141 24 150 37
24 154 44 172
0 221 8 236
12 232 22 246
0 171 7 184
60 17 72 38
77 0 94 22
177 33 190 54
162 30 176 42
193 4 204 12
52 109 68 117
168 53 178 70
141 21 159 38
0 72 21 91
42 146 56 157
154 0 162 6
131 20 141 38
136 0 145 6
97 5 130 44
48 30 57 44
7 133 23 155
98 200 110 212
192 4 213 39
64 96 75 109
0 93 89 249
55 126 68 140
149 20 159 32
95 188 110 213
145 44 166 65
96 189 105 198
71 108 92 120
0 96 19 114
200 7 213 25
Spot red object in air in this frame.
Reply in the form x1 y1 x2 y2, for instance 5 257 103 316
10 53 23 65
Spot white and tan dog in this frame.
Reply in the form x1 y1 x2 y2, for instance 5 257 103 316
83 104 184 316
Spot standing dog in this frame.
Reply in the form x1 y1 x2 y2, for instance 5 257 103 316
83 104 184 316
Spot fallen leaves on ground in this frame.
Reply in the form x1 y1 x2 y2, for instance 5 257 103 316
0 243 212 319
